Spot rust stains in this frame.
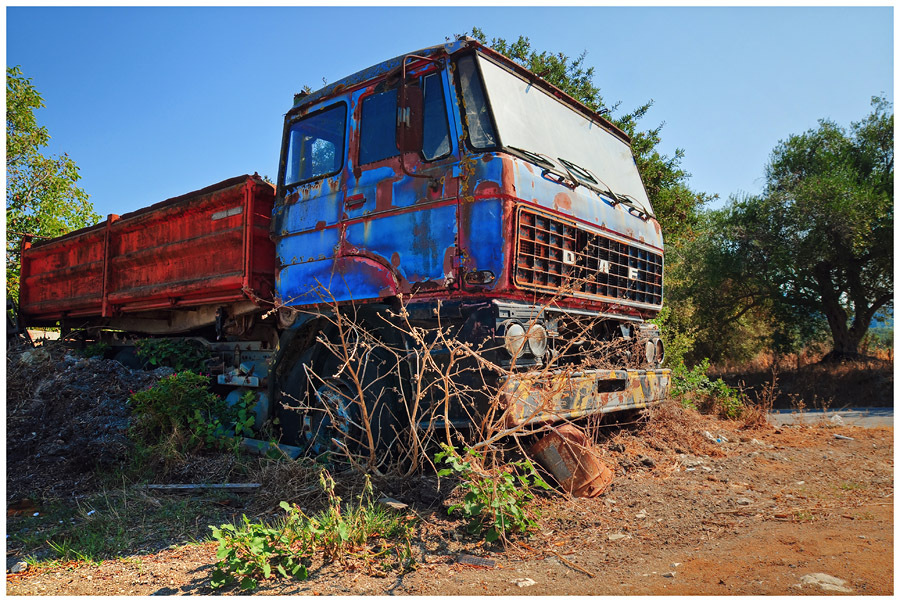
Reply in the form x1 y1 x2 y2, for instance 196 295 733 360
376 180 393 213
500 156 517 196
474 180 501 197
553 192 572 212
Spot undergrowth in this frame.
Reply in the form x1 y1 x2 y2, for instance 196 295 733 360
134 338 210 372
128 371 256 473
209 472 416 590
670 358 745 419
435 445 549 544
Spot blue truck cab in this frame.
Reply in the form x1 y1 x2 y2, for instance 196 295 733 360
270 38 670 457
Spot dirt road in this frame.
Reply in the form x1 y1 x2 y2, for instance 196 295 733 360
8 422 892 596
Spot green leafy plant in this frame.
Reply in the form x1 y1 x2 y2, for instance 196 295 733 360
134 338 209 372
209 472 416 591
435 445 549 543
128 371 255 468
670 358 744 419
75 341 110 359
210 502 313 590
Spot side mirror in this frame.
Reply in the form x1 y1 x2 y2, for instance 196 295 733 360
396 83 424 153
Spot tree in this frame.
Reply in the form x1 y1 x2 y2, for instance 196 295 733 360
6 66 99 300
710 97 893 360
466 28 710 240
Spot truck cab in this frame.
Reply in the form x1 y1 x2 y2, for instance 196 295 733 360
271 38 670 448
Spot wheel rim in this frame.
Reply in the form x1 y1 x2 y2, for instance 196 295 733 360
302 380 356 457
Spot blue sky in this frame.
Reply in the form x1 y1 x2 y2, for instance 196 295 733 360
6 6 893 218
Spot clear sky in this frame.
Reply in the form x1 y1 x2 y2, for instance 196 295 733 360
6 6 894 218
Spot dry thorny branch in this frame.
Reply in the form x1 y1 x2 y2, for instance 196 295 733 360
273 268 656 480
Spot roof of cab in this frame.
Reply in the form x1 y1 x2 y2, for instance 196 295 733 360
289 37 630 144
291 38 473 112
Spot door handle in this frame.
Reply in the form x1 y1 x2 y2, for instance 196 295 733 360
345 194 366 208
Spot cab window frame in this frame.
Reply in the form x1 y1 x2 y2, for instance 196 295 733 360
281 102 348 190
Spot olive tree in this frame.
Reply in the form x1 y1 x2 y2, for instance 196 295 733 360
712 97 893 360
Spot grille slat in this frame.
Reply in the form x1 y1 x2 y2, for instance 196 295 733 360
515 208 663 307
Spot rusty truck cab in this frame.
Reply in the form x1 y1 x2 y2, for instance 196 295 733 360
272 38 670 447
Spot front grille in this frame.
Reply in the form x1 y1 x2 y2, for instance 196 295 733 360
515 207 663 307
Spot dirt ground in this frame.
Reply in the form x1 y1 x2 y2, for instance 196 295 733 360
7 414 892 595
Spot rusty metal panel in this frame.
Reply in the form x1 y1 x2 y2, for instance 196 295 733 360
529 424 613 497
500 368 671 426
19 175 275 323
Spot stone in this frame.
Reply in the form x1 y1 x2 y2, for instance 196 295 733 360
513 578 536 588
662 572 676 578
736 498 752 506
799 573 852 593
8 561 27 574
608 533 627 541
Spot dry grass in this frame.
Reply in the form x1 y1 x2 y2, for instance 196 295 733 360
710 348 893 410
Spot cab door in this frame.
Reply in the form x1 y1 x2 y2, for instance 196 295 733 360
341 63 460 298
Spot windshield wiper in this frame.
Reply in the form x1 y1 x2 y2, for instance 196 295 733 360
507 146 557 170
610 192 650 220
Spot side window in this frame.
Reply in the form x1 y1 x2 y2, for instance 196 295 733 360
358 72 452 165
422 73 451 161
284 104 346 187
359 88 399 165
456 55 497 149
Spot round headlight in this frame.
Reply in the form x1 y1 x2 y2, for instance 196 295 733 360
527 324 548 357
645 340 657 364
504 322 527 358
655 338 665 365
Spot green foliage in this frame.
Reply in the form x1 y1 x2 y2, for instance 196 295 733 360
705 97 893 358
134 338 209 372
435 445 549 543
7 66 100 301
670 358 744 419
210 473 416 590
128 371 254 469
75 341 110 359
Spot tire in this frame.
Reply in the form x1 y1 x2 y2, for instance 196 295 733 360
276 338 401 469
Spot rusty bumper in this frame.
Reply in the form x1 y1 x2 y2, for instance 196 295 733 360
500 368 671 427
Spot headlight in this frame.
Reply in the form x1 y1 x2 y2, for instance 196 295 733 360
527 324 548 357
645 340 657 364
504 322 527 358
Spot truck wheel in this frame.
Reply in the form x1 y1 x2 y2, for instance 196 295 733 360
277 341 400 468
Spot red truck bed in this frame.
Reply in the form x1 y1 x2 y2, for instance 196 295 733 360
19 175 276 325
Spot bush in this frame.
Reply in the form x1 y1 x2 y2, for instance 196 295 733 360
128 371 255 469
435 445 549 543
670 358 744 419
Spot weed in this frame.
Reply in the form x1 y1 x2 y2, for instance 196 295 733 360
435 444 549 544
7 488 234 566
838 481 865 491
128 372 256 472
793 510 816 522
209 472 416 591
670 358 745 419
134 338 209 372
74 341 110 359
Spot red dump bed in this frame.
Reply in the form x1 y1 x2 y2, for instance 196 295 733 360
19 175 276 324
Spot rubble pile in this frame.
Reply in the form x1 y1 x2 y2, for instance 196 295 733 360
7 346 171 500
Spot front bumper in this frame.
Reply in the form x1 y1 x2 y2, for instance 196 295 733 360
500 368 671 426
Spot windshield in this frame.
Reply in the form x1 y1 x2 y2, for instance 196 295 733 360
471 54 653 216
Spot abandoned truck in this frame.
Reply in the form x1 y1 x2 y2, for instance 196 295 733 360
17 37 670 464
